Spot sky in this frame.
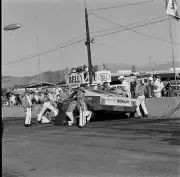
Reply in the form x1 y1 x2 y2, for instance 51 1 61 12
2 0 180 76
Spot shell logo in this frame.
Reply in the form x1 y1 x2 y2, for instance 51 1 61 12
66 72 82 89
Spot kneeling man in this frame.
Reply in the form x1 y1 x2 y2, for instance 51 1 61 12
37 92 58 123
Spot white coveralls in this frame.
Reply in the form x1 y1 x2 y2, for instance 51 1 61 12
66 94 92 127
66 100 77 126
77 90 92 127
37 93 58 123
78 102 92 127
25 95 32 125
153 79 162 98
135 84 148 117
122 80 131 98
136 95 148 117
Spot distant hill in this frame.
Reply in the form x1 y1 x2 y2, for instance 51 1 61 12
2 69 67 89
2 60 180 88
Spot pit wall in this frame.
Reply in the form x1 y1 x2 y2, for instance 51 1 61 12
2 97 180 119
2 105 41 118
145 97 180 118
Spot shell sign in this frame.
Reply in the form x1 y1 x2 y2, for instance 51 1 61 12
66 72 82 89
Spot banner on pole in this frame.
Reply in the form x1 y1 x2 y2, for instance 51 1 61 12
166 0 180 20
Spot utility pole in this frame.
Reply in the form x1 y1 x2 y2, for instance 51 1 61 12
35 16 41 87
84 0 93 85
149 56 155 75
149 56 153 75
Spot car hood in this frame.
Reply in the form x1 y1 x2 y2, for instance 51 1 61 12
85 89 126 98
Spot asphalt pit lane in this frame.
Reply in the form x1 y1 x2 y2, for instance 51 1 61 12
160 138 180 146
160 131 180 145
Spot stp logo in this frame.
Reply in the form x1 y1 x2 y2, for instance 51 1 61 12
98 73 110 82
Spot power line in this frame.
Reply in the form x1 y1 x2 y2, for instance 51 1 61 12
91 12 179 45
89 15 167 35
3 15 179 67
3 39 84 66
3 18 176 67
88 0 154 12
91 17 180 46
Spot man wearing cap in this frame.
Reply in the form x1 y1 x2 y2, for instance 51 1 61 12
153 75 162 98
118 76 131 98
21 90 33 127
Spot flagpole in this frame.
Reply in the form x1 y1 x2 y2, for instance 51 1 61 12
168 16 178 92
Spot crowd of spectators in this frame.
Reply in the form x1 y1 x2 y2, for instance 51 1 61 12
130 75 179 99
2 86 72 107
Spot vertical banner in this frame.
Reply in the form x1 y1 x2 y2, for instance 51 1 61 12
166 0 180 20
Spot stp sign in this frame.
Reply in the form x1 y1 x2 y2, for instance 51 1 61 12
66 72 82 89
96 71 111 83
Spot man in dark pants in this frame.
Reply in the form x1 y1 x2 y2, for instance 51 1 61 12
54 102 67 126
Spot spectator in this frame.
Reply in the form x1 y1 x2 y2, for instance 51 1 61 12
153 75 162 98
135 80 148 118
165 79 172 97
146 77 154 98
130 81 136 98
118 76 131 98
157 76 165 97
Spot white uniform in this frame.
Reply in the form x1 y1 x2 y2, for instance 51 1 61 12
77 90 92 127
135 84 148 117
79 102 92 126
24 95 32 125
153 79 162 98
37 93 58 123
122 80 131 98
66 101 77 126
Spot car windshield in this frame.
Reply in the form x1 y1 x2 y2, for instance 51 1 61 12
90 90 112 95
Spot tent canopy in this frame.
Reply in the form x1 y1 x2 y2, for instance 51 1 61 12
22 82 56 88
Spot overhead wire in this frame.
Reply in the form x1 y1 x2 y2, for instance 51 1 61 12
3 16 178 67
91 17 180 46
3 39 85 66
88 0 154 12
90 12 179 45
3 0 178 67
89 15 167 35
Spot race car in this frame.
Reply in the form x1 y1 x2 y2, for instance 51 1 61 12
60 88 137 119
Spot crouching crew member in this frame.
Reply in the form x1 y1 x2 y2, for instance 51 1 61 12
37 91 58 123
77 87 92 128
22 90 33 127
66 100 78 126
66 87 92 127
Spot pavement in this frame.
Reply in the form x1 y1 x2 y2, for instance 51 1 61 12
2 117 180 177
